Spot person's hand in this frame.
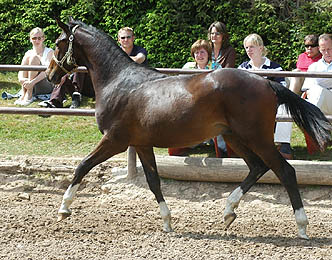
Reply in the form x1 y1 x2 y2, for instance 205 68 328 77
19 78 28 85
22 80 35 90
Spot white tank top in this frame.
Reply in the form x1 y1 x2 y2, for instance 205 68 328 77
27 47 53 66
40 47 52 66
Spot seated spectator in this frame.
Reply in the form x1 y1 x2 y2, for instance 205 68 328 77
238 33 293 159
118 27 148 65
208 21 236 68
289 34 322 95
302 33 332 115
183 39 221 69
43 72 95 108
169 39 227 157
15 27 54 106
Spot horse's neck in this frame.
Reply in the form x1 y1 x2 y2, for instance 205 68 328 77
82 46 164 95
76 28 164 93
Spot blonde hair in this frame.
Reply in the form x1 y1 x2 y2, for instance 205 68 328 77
118 27 134 37
190 39 212 61
29 27 44 38
243 33 268 56
319 33 332 42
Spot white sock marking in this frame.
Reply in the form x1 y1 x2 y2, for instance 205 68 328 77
58 184 80 214
224 187 243 217
159 201 172 232
295 207 309 239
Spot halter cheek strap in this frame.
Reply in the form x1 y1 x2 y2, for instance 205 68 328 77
53 25 80 74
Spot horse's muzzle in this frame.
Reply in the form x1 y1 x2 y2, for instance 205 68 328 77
45 60 64 85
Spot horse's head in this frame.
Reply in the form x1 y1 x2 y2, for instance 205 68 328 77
46 18 80 84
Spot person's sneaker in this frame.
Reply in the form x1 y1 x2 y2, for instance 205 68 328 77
44 100 56 108
20 99 33 106
70 92 81 109
14 99 23 105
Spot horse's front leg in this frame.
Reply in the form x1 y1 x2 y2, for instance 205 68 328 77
135 146 172 232
58 135 127 221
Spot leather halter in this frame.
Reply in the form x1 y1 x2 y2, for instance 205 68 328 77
53 25 79 74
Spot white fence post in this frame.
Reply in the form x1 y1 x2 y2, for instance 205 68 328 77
127 146 137 179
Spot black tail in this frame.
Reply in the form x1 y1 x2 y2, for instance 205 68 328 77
269 80 332 151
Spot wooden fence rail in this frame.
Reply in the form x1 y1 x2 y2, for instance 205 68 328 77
1 64 332 78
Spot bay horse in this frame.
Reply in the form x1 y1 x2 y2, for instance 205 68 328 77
46 18 332 240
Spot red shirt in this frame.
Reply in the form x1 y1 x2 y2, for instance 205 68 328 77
296 52 322 72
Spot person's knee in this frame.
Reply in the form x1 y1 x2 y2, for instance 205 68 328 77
289 76 304 95
28 55 41 65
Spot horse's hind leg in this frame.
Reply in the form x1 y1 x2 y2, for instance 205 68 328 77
259 151 309 239
58 135 127 221
135 146 172 232
222 135 270 229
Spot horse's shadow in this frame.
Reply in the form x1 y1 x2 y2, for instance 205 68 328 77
123 160 332 210
173 231 332 248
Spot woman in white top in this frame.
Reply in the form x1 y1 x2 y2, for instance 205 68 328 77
15 27 54 106
238 33 293 159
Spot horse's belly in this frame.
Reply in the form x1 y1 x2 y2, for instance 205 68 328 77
148 122 228 148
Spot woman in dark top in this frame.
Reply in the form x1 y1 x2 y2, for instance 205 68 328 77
208 21 236 68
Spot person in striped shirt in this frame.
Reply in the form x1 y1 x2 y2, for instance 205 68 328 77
238 33 293 160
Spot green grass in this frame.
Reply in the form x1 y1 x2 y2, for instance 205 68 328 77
0 72 331 160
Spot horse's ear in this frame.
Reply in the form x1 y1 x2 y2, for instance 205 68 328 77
56 18 71 35
69 16 75 23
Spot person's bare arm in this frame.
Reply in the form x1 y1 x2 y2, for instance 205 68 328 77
18 53 30 84
21 49 54 89
130 52 146 64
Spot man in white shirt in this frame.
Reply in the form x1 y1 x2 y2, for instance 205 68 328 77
302 33 332 115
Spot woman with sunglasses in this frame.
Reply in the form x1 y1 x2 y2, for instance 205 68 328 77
207 21 236 68
289 34 322 95
15 27 54 106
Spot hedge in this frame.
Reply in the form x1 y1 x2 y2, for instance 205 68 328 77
0 0 331 70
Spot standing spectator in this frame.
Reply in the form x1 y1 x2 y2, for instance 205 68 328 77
238 33 293 159
118 27 148 65
208 21 236 68
302 33 332 115
289 34 322 95
15 27 54 106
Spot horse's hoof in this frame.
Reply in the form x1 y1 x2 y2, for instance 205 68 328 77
224 213 237 230
57 212 71 222
163 225 173 233
298 232 309 240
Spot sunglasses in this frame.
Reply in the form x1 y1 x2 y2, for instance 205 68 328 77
305 44 318 48
31 36 43 41
120 35 132 40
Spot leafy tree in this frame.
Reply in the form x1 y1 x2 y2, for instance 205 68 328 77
0 0 331 70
